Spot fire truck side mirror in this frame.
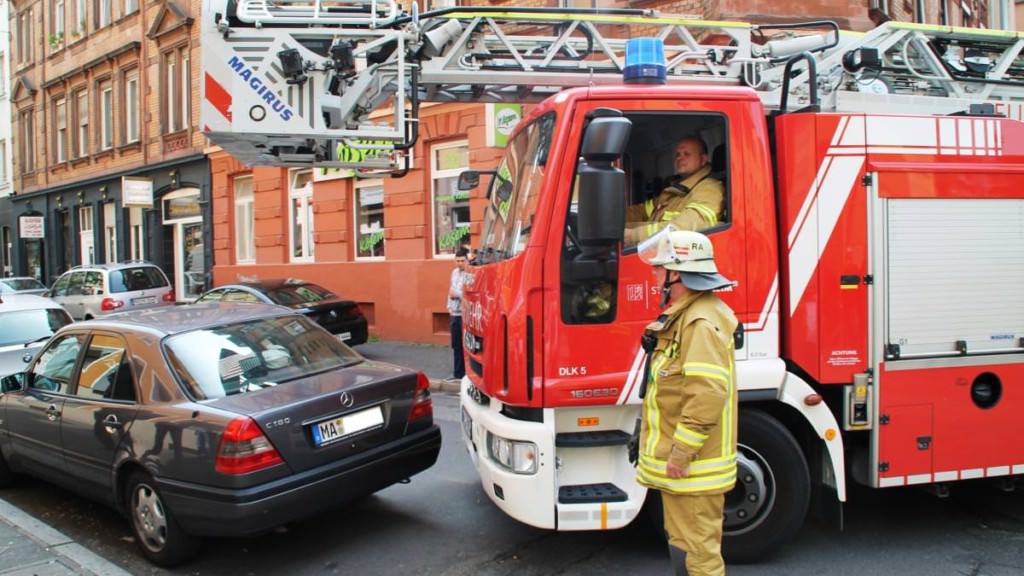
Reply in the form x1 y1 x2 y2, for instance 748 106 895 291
577 116 631 252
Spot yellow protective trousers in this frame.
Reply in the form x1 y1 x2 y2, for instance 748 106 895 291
662 491 726 576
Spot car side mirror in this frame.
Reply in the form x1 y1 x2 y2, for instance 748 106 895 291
1 373 24 393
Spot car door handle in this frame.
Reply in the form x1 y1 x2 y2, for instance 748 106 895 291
102 415 123 432
45 404 61 422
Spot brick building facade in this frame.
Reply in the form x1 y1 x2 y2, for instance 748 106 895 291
6 0 210 301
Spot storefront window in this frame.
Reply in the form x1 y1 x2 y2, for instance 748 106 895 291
103 202 117 263
129 206 145 260
79 205 94 265
354 180 384 259
432 141 469 257
289 169 314 262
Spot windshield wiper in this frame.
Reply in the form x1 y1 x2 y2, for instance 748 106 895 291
24 336 52 347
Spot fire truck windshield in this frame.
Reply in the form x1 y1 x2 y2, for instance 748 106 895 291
478 113 555 263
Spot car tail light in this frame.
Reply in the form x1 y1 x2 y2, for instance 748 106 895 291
100 298 124 312
408 372 433 422
351 305 364 317
215 417 284 475
162 290 176 303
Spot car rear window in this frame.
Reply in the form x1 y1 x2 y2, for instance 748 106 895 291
0 308 74 347
163 315 362 399
0 278 45 291
264 283 335 305
109 267 169 293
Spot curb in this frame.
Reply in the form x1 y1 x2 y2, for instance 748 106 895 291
0 497 133 576
429 379 462 394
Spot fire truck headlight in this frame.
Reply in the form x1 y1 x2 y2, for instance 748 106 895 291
487 433 538 474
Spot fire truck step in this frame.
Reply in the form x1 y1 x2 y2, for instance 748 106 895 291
555 430 632 448
558 483 629 504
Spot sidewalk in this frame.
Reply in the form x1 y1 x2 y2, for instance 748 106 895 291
357 339 463 393
0 498 131 576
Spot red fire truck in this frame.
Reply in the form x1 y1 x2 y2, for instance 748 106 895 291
202 2 1024 561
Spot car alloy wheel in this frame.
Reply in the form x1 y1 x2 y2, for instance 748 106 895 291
126 471 200 566
132 481 168 552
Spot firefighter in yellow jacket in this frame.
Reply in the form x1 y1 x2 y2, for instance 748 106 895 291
636 228 738 576
624 136 724 245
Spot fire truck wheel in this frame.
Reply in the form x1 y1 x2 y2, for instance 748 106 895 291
722 408 810 563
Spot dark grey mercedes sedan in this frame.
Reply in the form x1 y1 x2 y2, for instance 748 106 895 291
0 303 441 566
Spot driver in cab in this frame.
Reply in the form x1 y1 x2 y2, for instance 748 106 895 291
624 136 723 245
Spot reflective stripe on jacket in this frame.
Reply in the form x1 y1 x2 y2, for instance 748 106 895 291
625 166 724 242
636 290 739 495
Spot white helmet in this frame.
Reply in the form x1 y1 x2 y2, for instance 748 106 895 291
638 227 734 291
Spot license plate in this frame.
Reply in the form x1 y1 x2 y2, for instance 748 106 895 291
311 406 384 446
336 332 352 342
132 296 157 305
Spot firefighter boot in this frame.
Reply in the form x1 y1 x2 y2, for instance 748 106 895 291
668 545 689 576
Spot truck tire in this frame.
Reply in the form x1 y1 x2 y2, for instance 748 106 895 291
644 408 810 563
722 408 810 563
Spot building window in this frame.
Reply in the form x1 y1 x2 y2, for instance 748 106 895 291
96 0 111 28
75 90 89 158
129 206 145 260
0 54 6 95
79 205 95 265
354 180 385 259
53 0 65 48
288 170 314 262
74 0 86 36
54 98 67 163
19 109 34 173
103 202 117 263
0 140 6 183
124 70 139 143
99 80 113 151
234 175 255 263
18 11 33 65
124 0 138 16
431 141 470 257
163 47 190 134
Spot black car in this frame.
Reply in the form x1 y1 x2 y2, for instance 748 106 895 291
0 303 440 566
196 279 369 345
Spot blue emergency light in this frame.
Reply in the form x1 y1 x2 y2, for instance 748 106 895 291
624 37 666 84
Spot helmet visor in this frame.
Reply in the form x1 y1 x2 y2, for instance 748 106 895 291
636 225 678 267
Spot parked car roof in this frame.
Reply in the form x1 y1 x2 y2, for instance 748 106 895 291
82 302 291 336
0 293 66 311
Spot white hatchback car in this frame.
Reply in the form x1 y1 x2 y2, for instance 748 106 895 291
48 262 174 320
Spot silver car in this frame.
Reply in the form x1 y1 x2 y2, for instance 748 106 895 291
48 262 174 320
0 294 74 377
0 277 49 296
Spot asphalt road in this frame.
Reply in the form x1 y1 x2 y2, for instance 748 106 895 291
1 393 1022 575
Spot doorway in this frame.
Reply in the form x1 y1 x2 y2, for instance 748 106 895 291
161 188 204 302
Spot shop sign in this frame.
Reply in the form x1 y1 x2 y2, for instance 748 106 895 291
486 103 522 147
123 176 155 207
19 216 45 239
163 192 202 221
